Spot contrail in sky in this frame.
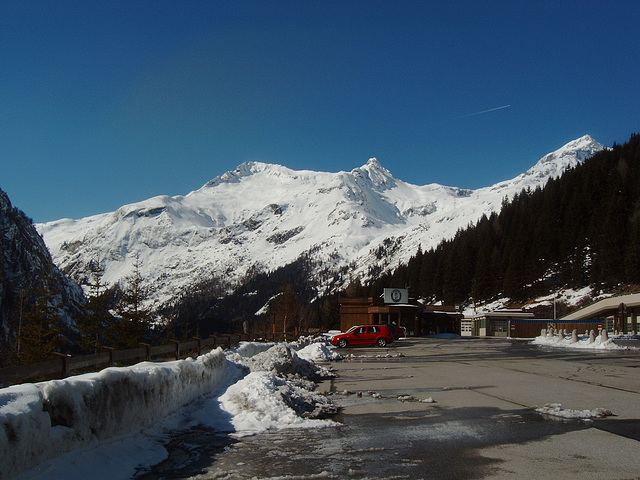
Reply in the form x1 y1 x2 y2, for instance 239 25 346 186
457 104 511 119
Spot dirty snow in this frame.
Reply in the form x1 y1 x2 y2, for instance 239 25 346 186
1 340 340 480
535 403 613 420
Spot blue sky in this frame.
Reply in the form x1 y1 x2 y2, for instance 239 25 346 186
2 1 639 223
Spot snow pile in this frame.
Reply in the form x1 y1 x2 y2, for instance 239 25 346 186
397 395 436 403
227 338 342 369
342 352 405 359
531 330 629 350
235 343 326 379
227 341 276 358
536 403 613 420
0 348 244 480
220 342 338 436
1 340 342 480
296 342 344 362
219 371 337 436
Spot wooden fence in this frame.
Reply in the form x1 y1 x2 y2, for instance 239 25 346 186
0 330 321 387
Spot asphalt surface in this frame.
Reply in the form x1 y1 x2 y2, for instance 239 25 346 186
138 338 640 480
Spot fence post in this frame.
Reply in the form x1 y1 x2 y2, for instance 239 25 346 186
102 346 114 367
52 352 70 378
139 343 151 361
193 337 202 356
171 340 180 360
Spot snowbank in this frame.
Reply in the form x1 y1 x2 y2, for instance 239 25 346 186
1 340 341 480
531 330 632 350
1 348 243 479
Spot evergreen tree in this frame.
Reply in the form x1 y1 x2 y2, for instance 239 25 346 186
624 209 640 284
271 284 300 332
418 249 437 300
111 254 152 348
77 257 114 353
319 294 340 330
344 277 365 297
377 133 640 306
17 264 65 364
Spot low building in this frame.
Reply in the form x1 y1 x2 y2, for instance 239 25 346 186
507 318 603 338
469 310 534 337
467 308 620 338
561 292 640 333
339 289 462 336
339 296 422 334
421 305 462 336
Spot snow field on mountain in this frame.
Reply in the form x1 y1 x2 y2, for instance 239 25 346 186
37 136 606 312
1 339 339 480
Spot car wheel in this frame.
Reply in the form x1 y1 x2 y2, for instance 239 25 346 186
376 338 387 347
337 338 348 348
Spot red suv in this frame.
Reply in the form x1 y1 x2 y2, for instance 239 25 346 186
330 324 394 348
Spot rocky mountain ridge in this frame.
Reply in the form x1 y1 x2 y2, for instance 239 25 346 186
0 190 84 343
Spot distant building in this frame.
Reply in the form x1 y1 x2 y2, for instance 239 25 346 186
467 310 535 337
339 288 462 335
468 292 640 338
465 298 640 338
560 292 640 334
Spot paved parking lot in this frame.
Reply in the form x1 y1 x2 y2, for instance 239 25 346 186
146 338 640 479
315 338 640 479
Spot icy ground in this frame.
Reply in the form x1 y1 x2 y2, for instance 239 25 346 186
0 338 339 480
529 330 635 420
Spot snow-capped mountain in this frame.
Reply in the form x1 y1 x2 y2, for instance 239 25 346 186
37 135 605 312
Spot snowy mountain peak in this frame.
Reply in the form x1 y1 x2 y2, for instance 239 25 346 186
203 161 264 188
363 157 383 169
494 135 607 192
537 135 605 165
350 157 396 191
37 136 606 313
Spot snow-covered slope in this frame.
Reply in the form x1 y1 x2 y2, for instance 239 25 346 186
37 135 605 311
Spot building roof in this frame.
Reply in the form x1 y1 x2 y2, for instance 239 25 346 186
561 292 640 320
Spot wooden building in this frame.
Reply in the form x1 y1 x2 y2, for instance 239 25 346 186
339 291 462 336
